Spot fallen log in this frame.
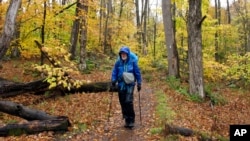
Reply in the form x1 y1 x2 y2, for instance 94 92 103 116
65 81 117 93
0 100 71 136
0 100 56 120
0 116 70 136
164 124 194 136
164 124 226 140
0 78 49 97
0 77 117 97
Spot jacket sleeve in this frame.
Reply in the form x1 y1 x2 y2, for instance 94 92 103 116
133 62 142 85
111 61 119 82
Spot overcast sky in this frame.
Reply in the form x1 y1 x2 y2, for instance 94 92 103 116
150 0 235 8
209 0 234 7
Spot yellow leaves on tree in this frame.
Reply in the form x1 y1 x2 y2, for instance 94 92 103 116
33 47 86 90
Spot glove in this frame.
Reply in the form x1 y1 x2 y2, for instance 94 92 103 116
137 84 141 92
111 81 116 87
110 81 116 91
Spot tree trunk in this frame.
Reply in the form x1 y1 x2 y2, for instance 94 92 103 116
99 0 104 46
187 0 205 98
0 78 49 97
164 124 194 136
164 124 222 140
40 1 47 65
226 0 231 24
135 0 140 28
0 0 21 60
10 1 22 59
0 117 70 136
103 0 113 55
135 0 142 51
162 0 180 78
116 0 124 38
0 77 117 97
0 100 56 120
0 100 70 136
142 0 148 55
78 0 88 71
214 0 219 61
69 0 80 60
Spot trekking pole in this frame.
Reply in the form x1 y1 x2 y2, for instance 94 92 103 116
107 92 113 122
138 90 142 125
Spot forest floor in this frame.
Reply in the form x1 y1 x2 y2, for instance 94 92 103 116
0 58 250 141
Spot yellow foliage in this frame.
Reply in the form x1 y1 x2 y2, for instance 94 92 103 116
223 53 250 86
31 46 86 90
203 60 229 82
139 56 162 73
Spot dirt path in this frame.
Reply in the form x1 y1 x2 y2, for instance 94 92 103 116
59 83 157 141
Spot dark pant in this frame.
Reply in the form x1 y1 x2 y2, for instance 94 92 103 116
118 85 135 124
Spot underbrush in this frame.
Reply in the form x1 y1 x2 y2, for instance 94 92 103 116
150 90 176 138
166 76 228 105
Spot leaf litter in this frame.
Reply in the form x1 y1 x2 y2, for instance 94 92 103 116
0 60 250 141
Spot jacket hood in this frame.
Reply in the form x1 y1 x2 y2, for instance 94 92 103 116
119 46 130 55
119 46 130 61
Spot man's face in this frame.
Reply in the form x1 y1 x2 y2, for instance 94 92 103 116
121 52 128 60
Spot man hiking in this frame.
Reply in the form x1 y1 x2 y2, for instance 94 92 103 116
111 46 142 129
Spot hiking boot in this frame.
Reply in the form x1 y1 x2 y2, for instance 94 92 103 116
127 122 134 129
124 122 129 128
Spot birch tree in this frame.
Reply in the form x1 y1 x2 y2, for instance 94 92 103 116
0 0 21 60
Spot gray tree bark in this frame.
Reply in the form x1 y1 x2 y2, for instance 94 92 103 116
0 100 70 136
0 0 21 60
135 0 142 51
187 0 205 98
103 0 113 54
226 0 231 24
214 0 219 61
162 0 180 78
98 0 104 46
69 0 80 60
142 0 148 55
0 100 56 120
78 0 88 71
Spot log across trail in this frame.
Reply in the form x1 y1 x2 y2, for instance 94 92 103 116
0 77 117 98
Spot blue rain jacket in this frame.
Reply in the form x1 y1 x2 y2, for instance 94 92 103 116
111 46 142 89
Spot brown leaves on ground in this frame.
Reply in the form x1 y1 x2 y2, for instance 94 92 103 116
0 59 250 141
